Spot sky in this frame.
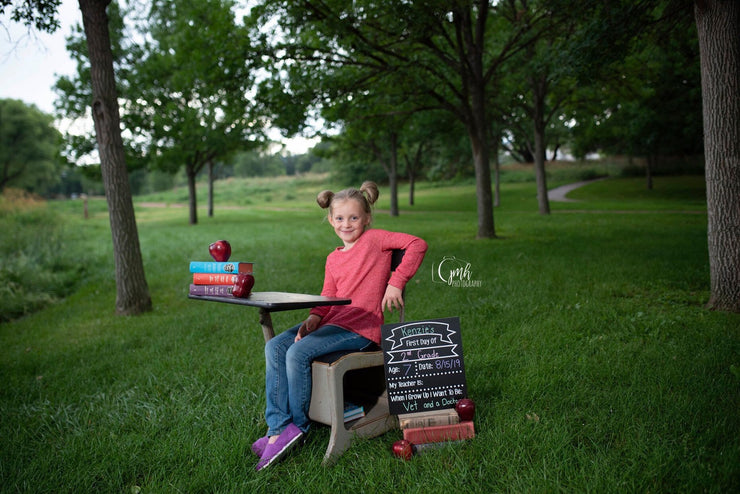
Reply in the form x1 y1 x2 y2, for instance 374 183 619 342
0 1 315 154
0 0 79 114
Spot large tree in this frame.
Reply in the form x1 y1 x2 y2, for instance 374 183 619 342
58 0 260 225
2 0 151 315
78 0 151 314
127 0 260 225
249 0 549 238
695 0 740 312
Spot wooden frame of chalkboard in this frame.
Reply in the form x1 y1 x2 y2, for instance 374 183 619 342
381 317 467 416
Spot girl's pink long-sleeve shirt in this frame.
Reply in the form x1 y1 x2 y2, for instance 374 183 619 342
309 228 427 344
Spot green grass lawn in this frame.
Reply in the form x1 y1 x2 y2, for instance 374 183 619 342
1 174 738 493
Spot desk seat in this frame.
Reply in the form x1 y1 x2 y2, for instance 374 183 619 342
308 349 396 465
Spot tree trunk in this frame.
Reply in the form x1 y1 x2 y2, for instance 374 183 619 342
187 164 198 225
531 74 550 215
465 59 495 236
491 131 501 208
409 174 415 206
459 6 495 238
371 135 400 217
388 131 399 217
208 159 214 218
470 123 495 238
406 142 423 207
550 143 560 161
79 0 151 315
695 0 740 312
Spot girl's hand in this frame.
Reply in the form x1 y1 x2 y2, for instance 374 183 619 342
295 314 321 342
382 284 404 313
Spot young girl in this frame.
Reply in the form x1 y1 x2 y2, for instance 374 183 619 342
253 181 427 471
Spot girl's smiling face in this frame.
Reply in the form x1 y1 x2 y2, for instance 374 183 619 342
328 198 371 249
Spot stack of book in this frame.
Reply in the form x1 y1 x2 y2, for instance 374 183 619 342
398 408 475 451
188 261 254 297
343 402 365 423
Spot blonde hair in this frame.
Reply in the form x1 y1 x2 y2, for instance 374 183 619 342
317 181 379 217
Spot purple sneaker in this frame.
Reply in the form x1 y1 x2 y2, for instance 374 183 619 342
251 436 268 457
255 423 303 471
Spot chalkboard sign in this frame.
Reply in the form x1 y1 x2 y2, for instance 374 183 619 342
381 317 467 415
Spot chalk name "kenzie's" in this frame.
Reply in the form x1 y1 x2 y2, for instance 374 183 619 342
400 326 436 337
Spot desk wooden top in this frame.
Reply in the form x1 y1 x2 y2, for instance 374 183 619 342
188 291 351 312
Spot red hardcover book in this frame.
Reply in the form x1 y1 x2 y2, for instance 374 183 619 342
402 421 475 444
192 273 241 285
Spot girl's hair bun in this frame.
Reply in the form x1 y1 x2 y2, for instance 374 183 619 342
359 181 379 206
317 190 334 209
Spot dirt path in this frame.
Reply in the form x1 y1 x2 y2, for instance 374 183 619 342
547 177 609 202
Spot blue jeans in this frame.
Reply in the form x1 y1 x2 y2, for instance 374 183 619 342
264 324 374 436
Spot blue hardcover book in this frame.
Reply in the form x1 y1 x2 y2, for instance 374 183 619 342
343 402 365 422
189 261 254 274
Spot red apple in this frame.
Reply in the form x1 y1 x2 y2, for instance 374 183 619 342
209 240 231 262
232 273 255 298
455 398 476 421
391 439 414 461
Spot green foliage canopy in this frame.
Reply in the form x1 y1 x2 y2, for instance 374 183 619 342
127 0 261 173
0 99 63 194
0 0 61 32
